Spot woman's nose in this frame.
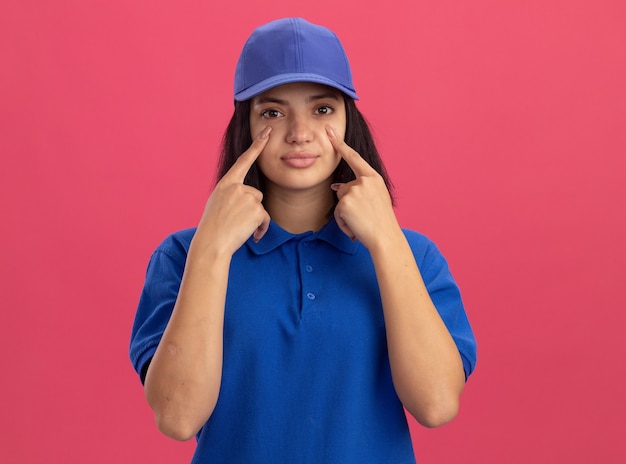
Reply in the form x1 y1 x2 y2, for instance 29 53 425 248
286 114 313 144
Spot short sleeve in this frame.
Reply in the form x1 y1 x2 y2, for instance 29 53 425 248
404 230 477 379
129 229 195 383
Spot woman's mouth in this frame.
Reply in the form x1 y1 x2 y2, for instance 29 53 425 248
281 152 319 168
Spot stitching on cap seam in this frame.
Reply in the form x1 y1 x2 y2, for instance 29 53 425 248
293 18 303 72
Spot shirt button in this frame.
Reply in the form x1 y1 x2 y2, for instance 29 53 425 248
306 292 316 300
305 265 313 272
303 241 310 247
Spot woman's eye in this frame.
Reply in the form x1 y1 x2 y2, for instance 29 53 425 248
315 105 334 115
261 109 283 119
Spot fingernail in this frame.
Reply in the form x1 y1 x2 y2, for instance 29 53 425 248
259 126 272 140
330 183 342 191
325 126 336 138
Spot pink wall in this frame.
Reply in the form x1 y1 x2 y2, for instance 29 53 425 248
2 0 625 462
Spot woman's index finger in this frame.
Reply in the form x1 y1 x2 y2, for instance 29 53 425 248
325 125 375 177
226 127 271 183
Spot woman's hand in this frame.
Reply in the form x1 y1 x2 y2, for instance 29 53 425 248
194 127 272 255
326 125 399 251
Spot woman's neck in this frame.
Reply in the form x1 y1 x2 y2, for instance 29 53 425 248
263 183 335 234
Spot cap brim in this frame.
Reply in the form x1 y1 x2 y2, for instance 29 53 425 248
235 73 359 101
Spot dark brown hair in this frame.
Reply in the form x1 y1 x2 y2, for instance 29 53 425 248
216 95 394 205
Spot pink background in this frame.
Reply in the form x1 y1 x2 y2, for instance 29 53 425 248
2 0 625 462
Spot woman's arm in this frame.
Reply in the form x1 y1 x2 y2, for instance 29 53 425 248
368 231 465 427
143 128 272 440
143 243 230 441
327 126 465 427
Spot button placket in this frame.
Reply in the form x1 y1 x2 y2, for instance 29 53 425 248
299 239 318 316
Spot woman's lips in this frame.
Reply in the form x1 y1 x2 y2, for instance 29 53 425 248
281 152 318 168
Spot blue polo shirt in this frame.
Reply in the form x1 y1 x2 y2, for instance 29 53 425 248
130 218 476 463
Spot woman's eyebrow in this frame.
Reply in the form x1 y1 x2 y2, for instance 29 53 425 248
307 93 340 103
254 96 289 105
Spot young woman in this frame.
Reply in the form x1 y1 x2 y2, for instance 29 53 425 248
130 17 476 463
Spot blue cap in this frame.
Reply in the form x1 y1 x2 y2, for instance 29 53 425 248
234 18 358 101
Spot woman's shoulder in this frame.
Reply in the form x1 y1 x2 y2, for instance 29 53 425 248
400 228 449 269
401 227 437 251
152 227 197 258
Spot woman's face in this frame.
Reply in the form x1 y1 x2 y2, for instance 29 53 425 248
249 82 347 194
